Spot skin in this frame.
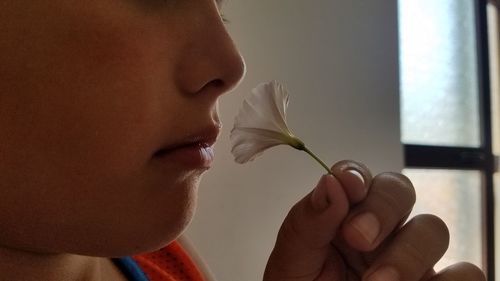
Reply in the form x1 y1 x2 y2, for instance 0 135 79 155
265 161 486 281
0 0 244 279
0 0 486 280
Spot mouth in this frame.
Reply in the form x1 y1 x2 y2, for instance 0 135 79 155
153 141 214 158
153 125 220 168
154 125 220 156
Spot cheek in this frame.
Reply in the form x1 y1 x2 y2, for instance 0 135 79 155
0 9 170 175
0 4 194 255
0 1 184 177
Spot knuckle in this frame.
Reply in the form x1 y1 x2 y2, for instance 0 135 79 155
410 214 450 252
453 262 486 281
432 262 486 281
399 239 429 270
413 214 449 237
372 172 416 206
386 215 451 275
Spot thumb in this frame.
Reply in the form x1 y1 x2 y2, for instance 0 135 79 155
264 174 350 280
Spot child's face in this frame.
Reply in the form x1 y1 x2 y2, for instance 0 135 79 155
0 0 244 256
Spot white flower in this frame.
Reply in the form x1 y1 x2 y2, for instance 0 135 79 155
230 80 332 173
230 80 304 164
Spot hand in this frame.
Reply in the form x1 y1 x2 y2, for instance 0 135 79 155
264 160 485 280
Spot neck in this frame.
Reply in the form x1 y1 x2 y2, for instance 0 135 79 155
0 246 127 281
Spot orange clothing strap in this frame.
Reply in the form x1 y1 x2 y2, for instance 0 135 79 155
133 241 205 281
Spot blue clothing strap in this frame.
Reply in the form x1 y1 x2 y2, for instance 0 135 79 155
112 257 150 281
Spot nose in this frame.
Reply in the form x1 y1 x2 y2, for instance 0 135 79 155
175 3 246 97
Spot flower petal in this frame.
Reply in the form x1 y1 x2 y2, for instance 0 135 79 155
230 127 290 163
230 80 299 163
234 80 292 134
252 81 291 132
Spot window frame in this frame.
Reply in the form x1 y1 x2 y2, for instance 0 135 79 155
401 0 495 280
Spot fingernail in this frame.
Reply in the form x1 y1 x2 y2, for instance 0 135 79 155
345 168 365 186
350 212 380 245
368 266 400 281
311 174 334 211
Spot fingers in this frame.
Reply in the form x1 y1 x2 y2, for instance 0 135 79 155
341 172 416 251
363 214 450 281
428 262 486 281
330 160 372 204
264 174 349 280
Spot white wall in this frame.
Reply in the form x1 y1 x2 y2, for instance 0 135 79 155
185 1 402 280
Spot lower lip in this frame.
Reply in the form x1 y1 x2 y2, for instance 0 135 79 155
154 144 215 169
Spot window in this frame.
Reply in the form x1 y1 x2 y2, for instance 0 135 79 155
398 0 495 280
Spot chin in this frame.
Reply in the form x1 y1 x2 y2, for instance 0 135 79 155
97 169 205 256
123 187 198 256
79 210 196 257
68 187 199 257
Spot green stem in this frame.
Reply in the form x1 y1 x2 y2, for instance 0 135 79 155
301 146 332 174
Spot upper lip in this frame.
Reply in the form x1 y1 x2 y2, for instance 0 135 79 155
154 124 221 156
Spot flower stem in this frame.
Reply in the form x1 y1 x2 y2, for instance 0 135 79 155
301 146 332 174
